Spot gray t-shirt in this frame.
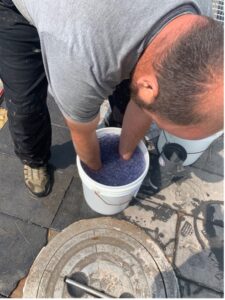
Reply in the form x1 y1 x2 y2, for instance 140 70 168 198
13 0 212 122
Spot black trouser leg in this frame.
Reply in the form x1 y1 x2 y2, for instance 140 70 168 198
108 79 131 127
0 1 51 167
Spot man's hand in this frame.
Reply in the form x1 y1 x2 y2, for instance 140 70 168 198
65 114 102 170
119 100 152 160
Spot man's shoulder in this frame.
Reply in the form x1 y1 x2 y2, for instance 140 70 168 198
12 0 213 25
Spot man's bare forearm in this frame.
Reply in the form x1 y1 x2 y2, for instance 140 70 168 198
65 114 102 170
119 100 152 160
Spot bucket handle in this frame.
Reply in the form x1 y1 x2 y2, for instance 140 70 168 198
94 191 130 206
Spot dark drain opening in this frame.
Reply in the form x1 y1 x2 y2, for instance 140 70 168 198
120 292 135 298
66 272 89 298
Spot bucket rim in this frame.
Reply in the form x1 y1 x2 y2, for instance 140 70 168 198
76 127 150 191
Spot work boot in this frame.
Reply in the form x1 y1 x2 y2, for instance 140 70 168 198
24 164 52 197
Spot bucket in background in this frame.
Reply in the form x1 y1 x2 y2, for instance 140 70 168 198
157 130 223 166
77 127 149 215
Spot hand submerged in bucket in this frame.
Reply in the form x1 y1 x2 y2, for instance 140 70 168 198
77 128 149 215
81 133 146 186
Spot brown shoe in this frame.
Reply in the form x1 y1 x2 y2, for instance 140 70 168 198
24 164 52 197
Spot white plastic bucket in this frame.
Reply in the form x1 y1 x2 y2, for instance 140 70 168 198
157 130 223 166
77 127 150 215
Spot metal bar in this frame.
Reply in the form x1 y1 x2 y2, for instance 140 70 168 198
212 0 224 23
65 277 115 298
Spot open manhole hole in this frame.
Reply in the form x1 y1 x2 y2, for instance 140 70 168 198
23 218 180 298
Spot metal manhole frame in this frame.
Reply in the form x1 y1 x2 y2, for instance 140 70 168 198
23 218 180 298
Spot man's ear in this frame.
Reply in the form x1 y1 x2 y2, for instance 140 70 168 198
136 75 159 105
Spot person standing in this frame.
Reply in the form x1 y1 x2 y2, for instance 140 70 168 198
0 0 223 197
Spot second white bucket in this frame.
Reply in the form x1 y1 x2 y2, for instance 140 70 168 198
157 130 223 166
77 127 150 215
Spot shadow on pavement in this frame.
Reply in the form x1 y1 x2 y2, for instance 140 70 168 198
50 140 76 169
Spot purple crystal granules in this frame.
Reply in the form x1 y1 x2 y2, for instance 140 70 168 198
82 134 146 186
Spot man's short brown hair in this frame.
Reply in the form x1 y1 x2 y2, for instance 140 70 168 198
149 17 224 125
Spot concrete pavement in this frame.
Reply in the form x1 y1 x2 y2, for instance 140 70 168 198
0 94 223 298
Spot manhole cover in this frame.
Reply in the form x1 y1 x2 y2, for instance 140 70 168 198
23 218 180 298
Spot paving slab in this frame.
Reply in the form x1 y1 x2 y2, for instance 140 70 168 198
119 199 178 261
0 153 71 228
178 278 223 298
175 215 223 292
51 170 178 260
0 212 47 297
51 173 101 231
139 168 224 220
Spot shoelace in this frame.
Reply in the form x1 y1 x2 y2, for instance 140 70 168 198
25 166 48 182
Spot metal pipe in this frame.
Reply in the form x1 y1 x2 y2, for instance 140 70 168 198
65 277 115 298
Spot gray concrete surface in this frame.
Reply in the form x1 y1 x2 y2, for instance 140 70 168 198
0 93 223 297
